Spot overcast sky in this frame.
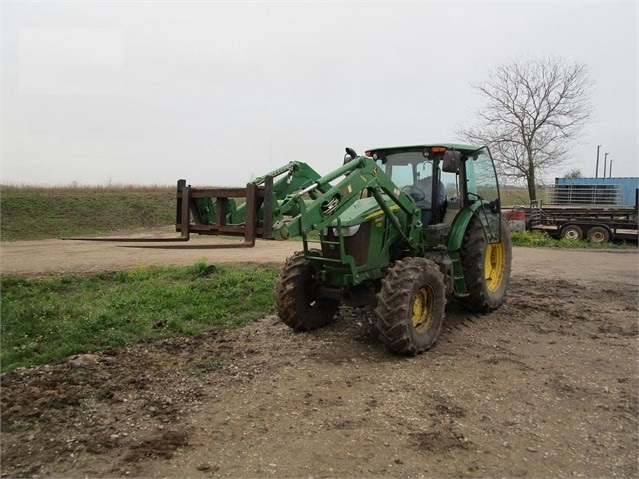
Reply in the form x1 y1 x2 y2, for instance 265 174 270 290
2 1 637 187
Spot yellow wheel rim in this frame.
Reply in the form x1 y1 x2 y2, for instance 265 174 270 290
412 285 435 333
485 241 505 292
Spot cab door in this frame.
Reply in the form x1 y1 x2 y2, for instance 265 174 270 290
464 147 502 242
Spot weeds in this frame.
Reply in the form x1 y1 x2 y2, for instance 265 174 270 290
510 230 636 249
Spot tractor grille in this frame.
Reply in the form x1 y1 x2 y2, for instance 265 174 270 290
321 221 371 267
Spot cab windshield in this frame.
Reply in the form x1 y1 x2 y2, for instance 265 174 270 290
374 151 459 200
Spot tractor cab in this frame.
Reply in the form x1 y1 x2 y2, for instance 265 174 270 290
366 143 499 219
366 144 502 239
366 145 461 226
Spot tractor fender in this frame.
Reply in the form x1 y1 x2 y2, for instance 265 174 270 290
445 202 487 297
446 203 483 252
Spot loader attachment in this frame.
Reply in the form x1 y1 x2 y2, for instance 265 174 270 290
62 178 275 248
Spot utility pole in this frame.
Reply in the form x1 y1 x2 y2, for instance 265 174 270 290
595 145 601 178
609 159 613 178
604 152 609 179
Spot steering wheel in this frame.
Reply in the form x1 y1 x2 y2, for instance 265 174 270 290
401 185 425 202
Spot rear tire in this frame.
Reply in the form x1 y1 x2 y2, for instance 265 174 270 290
375 258 446 355
560 224 583 240
276 251 339 331
586 226 610 243
457 216 512 313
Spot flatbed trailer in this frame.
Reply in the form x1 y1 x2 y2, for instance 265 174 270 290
529 203 638 243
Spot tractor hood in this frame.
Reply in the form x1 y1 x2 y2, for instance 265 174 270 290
325 195 400 228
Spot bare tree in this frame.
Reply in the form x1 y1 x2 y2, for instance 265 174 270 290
564 168 583 179
458 56 593 201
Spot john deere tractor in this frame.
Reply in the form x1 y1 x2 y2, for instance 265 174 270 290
270 144 511 354
72 143 512 355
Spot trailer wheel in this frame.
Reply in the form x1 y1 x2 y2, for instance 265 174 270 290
560 224 583 240
375 257 446 355
276 251 339 331
457 216 512 313
586 226 610 243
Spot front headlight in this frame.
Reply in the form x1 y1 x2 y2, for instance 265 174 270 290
332 224 361 237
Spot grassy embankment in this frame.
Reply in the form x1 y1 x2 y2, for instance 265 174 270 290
1 184 634 372
0 184 176 241
1 184 633 247
0 184 532 242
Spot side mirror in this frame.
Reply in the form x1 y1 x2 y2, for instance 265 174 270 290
442 150 461 173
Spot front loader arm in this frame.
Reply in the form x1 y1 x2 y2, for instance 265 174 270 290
271 156 423 253
251 161 325 197
193 161 324 225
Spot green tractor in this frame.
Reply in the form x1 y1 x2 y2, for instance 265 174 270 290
270 144 512 354
70 143 512 355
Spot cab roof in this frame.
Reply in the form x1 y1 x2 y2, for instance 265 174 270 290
365 142 483 156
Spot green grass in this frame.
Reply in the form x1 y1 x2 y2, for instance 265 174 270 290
1 185 176 241
510 230 636 249
0 260 280 373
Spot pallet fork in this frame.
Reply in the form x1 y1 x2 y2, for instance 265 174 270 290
63 178 275 249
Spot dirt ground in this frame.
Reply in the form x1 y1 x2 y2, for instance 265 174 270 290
1 236 638 478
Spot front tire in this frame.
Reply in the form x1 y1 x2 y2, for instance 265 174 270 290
375 258 446 355
457 215 512 313
275 251 338 331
